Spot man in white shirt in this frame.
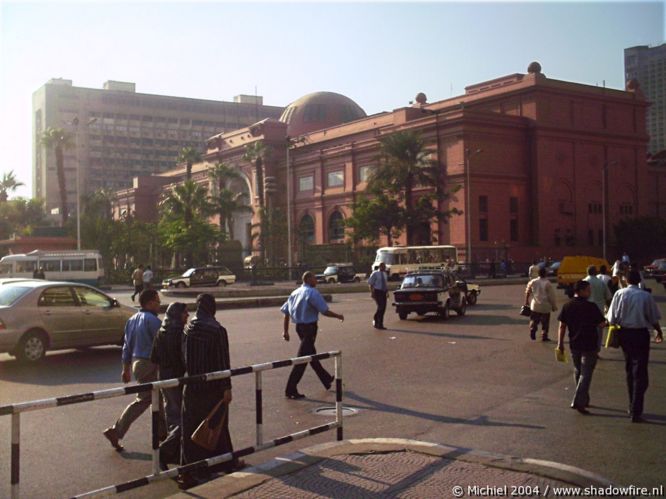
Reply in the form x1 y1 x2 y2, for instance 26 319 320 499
525 267 558 341
528 260 540 279
368 263 389 330
607 270 663 423
583 265 611 350
142 265 154 290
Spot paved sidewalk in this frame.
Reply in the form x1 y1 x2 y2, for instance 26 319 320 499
168 439 613 498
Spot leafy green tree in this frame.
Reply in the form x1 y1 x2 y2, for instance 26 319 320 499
0 198 47 240
0 171 25 203
40 127 74 226
159 181 215 267
177 146 202 182
80 190 116 273
346 193 404 247
614 217 666 264
207 162 252 240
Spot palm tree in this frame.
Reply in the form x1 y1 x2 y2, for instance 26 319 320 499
242 141 267 261
177 146 202 182
40 127 74 226
373 131 439 244
0 171 25 203
207 162 252 240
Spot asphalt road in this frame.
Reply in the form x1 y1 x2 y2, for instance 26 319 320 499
1 282 664 498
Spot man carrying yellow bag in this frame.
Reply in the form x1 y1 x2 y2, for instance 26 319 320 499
557 280 606 415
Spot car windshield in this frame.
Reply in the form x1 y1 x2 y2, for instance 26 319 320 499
182 268 196 277
402 275 443 288
0 286 31 306
323 266 338 275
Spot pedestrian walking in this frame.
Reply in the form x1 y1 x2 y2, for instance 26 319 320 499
151 302 188 431
142 265 154 291
32 266 45 279
597 265 612 288
103 289 166 451
524 267 558 341
606 270 663 423
557 280 606 414
180 294 242 486
583 265 611 350
281 271 344 399
528 260 540 279
131 264 144 302
368 262 389 329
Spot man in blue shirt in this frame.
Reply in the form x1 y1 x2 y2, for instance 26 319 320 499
281 272 344 399
607 270 663 423
367 262 389 329
103 289 165 450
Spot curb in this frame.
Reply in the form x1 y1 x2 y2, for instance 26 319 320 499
155 294 332 313
168 438 614 498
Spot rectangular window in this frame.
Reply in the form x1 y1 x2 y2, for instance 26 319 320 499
299 175 314 192
479 219 488 242
510 197 518 214
510 219 518 242
327 170 344 188
63 259 83 271
479 195 488 213
359 165 373 183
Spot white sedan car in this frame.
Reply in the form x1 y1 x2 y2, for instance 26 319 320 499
0 281 136 362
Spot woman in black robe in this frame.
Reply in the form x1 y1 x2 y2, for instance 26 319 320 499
181 294 239 480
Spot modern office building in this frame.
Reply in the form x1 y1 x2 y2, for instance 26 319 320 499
114 63 659 264
625 44 666 153
32 79 283 217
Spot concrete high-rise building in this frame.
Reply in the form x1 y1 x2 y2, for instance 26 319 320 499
625 44 666 153
32 79 283 217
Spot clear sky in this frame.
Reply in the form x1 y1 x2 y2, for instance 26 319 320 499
1 0 663 199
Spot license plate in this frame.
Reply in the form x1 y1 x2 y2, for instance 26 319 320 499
409 294 424 301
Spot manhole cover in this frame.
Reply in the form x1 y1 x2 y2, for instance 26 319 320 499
313 406 360 417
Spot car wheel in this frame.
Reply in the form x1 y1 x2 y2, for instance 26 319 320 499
440 302 450 320
456 298 467 316
398 311 408 320
217 280 227 287
17 330 47 363
176 282 186 288
467 292 477 306
353 277 360 283
327 279 335 284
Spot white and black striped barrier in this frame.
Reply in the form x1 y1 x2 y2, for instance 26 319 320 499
0 350 343 499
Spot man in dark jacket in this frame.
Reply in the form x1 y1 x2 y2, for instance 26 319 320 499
557 280 606 414
151 302 188 431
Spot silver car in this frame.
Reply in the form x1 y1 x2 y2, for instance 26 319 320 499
0 281 136 362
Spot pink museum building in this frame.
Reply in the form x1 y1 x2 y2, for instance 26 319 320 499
113 63 663 264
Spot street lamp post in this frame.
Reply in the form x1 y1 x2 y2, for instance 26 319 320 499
601 160 618 262
464 148 482 268
286 143 292 271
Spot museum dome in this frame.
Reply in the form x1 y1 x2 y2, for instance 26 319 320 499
279 91 367 136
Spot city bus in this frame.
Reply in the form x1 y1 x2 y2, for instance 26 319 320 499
0 250 104 286
373 245 459 280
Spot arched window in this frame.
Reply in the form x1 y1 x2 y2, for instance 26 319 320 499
299 214 315 244
328 211 345 241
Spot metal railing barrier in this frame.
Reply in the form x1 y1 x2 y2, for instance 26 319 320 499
0 350 343 499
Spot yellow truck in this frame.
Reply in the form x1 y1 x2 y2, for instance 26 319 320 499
557 256 611 296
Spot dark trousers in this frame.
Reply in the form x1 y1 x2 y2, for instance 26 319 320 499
372 290 388 327
529 312 551 337
131 283 144 300
571 350 598 408
620 328 651 417
286 323 332 394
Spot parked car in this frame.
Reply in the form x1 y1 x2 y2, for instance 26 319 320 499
393 270 467 320
451 273 481 306
162 266 236 288
548 261 561 276
0 278 38 286
650 260 666 283
645 258 666 278
0 281 136 362
316 264 362 284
